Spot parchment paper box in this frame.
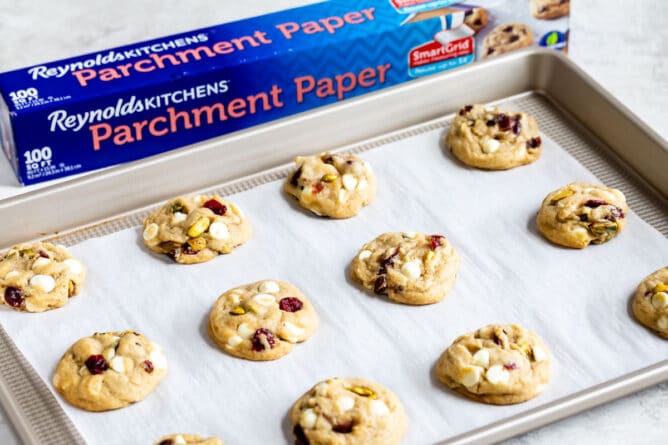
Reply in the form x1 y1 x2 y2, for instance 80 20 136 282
0 0 569 185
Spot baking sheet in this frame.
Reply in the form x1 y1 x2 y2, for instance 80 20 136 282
2 102 667 445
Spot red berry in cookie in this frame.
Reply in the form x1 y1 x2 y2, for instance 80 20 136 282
279 297 304 313
85 355 109 375
202 199 227 216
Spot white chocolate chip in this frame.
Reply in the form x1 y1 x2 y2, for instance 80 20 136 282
195 195 207 204
253 293 276 306
403 231 417 239
208 222 230 240
29 274 55 292
4 270 19 280
279 322 305 343
370 399 390 417
228 292 242 305
314 382 329 396
300 408 318 429
227 335 244 347
486 365 510 385
174 435 187 445
149 349 168 370
338 189 348 203
401 260 422 280
336 396 355 412
358 250 372 261
258 281 280 294
238 322 255 339
171 212 188 224
532 345 547 362
32 257 51 269
357 178 368 190
342 174 358 191
142 223 159 241
63 259 84 275
482 138 501 154
472 349 490 367
363 161 373 174
460 366 483 387
652 292 668 309
657 316 668 330
109 356 125 373
102 348 115 362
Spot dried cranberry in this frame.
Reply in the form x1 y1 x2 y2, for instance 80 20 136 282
159 440 174 445
293 425 309 445
585 199 609 208
202 199 227 216
312 182 325 194
38 250 50 259
504 362 518 370
181 244 198 255
333 420 354 433
486 120 496 126
493 334 503 346
85 355 108 375
290 166 303 186
4 287 24 308
374 275 388 295
496 114 512 131
503 25 514 32
459 105 473 116
251 328 276 352
378 248 400 274
526 137 542 149
509 35 520 43
430 235 445 250
279 297 303 313
142 360 154 373
487 47 495 55
610 207 625 219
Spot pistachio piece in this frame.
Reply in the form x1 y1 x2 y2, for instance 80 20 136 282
187 216 210 237
230 306 246 315
171 202 184 213
346 386 377 399
550 189 574 204
187 237 207 251
322 173 338 183
590 222 617 235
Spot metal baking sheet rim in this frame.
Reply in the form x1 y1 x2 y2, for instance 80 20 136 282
0 49 666 445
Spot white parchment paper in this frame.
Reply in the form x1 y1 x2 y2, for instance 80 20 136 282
2 122 667 445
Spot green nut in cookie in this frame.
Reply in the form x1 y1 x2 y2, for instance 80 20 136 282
142 194 251 264
0 242 86 312
289 377 407 445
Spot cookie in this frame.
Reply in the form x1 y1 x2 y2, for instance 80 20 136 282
154 434 223 445
464 7 489 34
530 0 570 20
289 377 407 445
445 104 542 170
142 194 251 264
208 280 318 361
284 152 376 219
435 324 551 405
0 242 86 312
536 182 628 249
350 232 460 305
53 331 167 412
632 267 668 339
482 23 533 58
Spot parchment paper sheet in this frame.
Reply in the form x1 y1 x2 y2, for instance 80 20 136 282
2 121 667 445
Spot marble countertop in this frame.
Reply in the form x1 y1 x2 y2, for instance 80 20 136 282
0 0 666 443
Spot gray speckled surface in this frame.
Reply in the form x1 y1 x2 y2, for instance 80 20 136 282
0 0 666 443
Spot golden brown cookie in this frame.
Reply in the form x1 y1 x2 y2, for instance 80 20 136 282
284 152 376 219
632 267 668 339
350 232 460 305
154 434 223 445
464 7 489 34
142 194 251 264
208 280 318 361
446 104 542 170
0 242 86 312
435 324 551 405
482 23 533 58
530 0 570 20
53 331 167 412
536 182 628 248
289 377 407 445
